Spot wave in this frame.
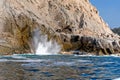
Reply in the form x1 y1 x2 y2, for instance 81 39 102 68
0 59 49 62
74 54 120 58
114 78 120 80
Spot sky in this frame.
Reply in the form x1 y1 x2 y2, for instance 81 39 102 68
90 0 120 28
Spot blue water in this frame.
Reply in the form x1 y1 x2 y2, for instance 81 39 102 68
0 54 120 80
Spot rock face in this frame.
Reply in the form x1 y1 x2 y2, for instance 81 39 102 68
0 0 119 55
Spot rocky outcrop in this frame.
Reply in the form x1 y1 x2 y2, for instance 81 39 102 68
112 27 120 36
69 36 120 55
0 0 119 55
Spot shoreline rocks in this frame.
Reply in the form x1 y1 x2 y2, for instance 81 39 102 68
61 35 120 55
0 0 119 55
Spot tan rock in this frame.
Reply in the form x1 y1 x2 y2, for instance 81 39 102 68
0 0 119 55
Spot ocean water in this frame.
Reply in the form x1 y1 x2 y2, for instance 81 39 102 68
0 54 120 80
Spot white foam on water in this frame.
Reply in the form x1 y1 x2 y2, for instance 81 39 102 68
0 59 50 62
11 59 45 62
102 62 115 64
114 78 120 80
74 54 96 57
0 59 9 62
110 54 120 57
33 29 61 55
77 60 91 63
11 55 27 59
53 61 75 66
13 53 34 56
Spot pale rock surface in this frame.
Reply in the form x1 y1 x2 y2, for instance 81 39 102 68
0 0 119 55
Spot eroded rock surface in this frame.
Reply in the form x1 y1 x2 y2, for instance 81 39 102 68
0 0 119 55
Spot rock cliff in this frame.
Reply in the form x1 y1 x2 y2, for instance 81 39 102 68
0 0 119 55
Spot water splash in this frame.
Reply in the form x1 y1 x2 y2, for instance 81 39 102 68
33 29 61 55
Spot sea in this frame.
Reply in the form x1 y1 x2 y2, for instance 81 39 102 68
0 54 120 80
